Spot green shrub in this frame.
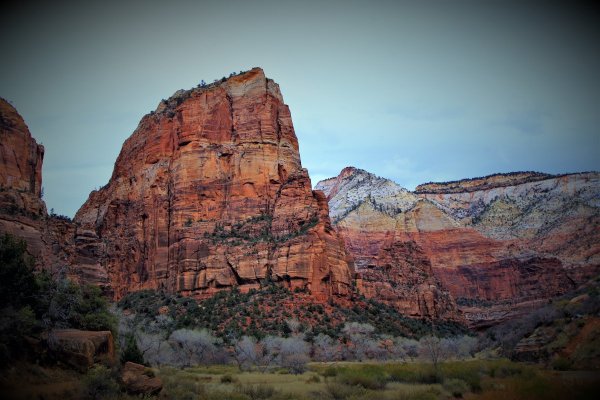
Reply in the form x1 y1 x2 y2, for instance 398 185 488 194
234 383 278 400
321 366 338 378
324 381 362 400
387 364 441 384
221 373 237 383
306 374 321 383
440 362 481 391
336 366 387 390
551 356 572 371
120 334 144 365
443 378 470 398
82 365 121 399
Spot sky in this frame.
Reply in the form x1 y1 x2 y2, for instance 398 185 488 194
1 0 599 217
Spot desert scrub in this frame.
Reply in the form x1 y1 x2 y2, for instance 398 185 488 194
82 365 121 400
443 378 470 398
234 383 278 399
335 365 388 390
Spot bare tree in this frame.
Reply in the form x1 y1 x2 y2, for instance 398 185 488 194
419 335 447 371
342 322 376 361
395 337 420 362
312 334 341 361
279 337 310 373
169 329 223 367
232 336 259 371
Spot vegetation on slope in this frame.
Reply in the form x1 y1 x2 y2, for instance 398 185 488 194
482 275 600 370
117 284 467 344
0 233 116 367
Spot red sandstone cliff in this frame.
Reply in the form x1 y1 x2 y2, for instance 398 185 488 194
0 97 48 258
317 168 600 327
0 98 77 271
73 68 353 300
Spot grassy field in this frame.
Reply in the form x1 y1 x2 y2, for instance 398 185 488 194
156 360 600 400
2 359 598 400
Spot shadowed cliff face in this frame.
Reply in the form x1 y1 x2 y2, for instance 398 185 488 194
317 167 600 327
0 98 76 271
0 98 47 256
74 68 353 300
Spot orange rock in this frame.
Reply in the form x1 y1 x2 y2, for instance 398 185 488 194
120 362 163 395
48 329 115 371
73 68 353 300
0 98 81 277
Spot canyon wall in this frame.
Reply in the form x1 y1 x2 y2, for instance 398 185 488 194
0 98 76 273
317 168 600 327
73 68 353 300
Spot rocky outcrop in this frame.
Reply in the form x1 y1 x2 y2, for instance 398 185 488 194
120 362 163 395
0 98 47 257
0 98 78 275
316 167 461 320
74 68 353 300
317 168 600 327
48 329 115 371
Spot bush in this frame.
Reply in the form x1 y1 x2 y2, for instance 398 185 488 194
234 383 278 400
121 334 145 365
443 378 470 398
221 373 237 383
0 234 36 308
82 365 121 399
551 356 572 371
336 366 387 390
321 366 338 378
324 382 362 400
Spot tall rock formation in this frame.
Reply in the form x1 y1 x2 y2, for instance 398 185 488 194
317 168 600 327
74 68 353 300
0 98 47 257
0 98 76 271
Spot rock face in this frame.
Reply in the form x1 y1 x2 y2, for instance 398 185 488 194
48 329 115 371
316 167 461 320
317 167 600 327
0 98 47 256
74 68 353 300
0 98 77 273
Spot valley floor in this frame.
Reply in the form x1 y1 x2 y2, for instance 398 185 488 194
2 359 599 400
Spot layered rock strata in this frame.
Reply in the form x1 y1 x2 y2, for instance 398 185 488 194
317 167 461 320
317 167 600 327
74 68 353 300
0 98 76 272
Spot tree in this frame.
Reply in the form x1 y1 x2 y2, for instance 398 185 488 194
0 234 36 308
312 334 341 361
342 322 376 361
169 328 224 367
120 334 144 364
395 337 420 362
419 335 447 371
232 335 259 371
0 234 38 365
279 337 310 374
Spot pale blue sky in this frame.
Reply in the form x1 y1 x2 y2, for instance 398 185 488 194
1 0 598 216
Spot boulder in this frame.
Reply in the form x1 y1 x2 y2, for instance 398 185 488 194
48 329 114 371
120 362 162 395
